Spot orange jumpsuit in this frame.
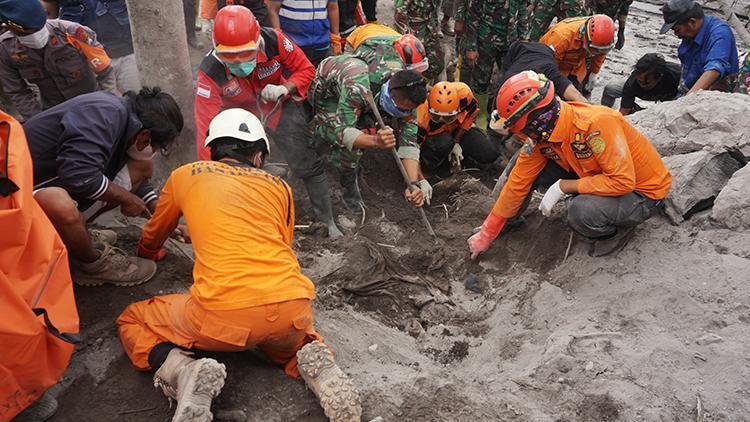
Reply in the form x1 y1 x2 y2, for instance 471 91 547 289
117 161 321 378
539 17 607 85
493 101 672 219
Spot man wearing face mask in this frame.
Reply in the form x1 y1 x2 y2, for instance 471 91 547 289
469 71 672 258
0 0 116 121
417 81 499 174
194 6 344 238
24 88 185 287
309 59 430 214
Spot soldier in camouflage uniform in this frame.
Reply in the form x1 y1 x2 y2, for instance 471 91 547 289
308 53 430 213
590 0 632 49
527 0 587 41
394 0 444 81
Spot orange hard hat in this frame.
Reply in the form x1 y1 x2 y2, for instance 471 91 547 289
394 34 429 73
213 6 260 56
494 70 555 133
583 15 616 55
428 82 460 116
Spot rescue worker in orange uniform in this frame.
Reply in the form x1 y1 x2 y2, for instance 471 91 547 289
0 0 116 121
417 81 499 173
117 109 362 422
539 15 616 96
469 71 672 258
195 6 342 239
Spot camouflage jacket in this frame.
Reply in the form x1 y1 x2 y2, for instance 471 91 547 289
462 0 529 51
592 0 632 19
394 0 441 25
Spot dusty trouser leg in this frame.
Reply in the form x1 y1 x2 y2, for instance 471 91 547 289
183 0 201 48
566 192 661 239
601 78 626 108
441 0 456 35
459 127 500 166
419 132 454 172
416 23 445 82
333 146 365 216
302 46 332 68
110 54 142 94
272 101 342 237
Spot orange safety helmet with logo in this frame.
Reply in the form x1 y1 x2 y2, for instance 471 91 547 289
582 15 616 56
0 110 79 421
394 34 429 73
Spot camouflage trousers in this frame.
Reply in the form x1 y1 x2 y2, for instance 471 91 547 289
527 0 588 41
394 17 445 81
730 52 750 95
310 110 364 170
459 39 506 95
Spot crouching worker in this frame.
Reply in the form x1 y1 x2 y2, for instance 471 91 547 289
417 81 499 173
469 71 672 258
117 109 362 422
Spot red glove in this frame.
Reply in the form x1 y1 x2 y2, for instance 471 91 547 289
137 241 167 262
467 212 507 260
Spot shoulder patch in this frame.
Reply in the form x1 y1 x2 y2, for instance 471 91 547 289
196 82 212 98
571 133 593 159
283 37 294 52
585 131 601 142
589 137 606 154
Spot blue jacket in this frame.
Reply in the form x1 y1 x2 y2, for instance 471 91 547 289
678 15 739 90
23 92 156 210
59 0 134 58
274 0 335 50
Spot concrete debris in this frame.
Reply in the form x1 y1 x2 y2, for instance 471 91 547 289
629 91 750 159
696 333 724 346
711 164 750 230
662 150 743 224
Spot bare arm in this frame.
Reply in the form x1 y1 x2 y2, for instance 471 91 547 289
563 84 588 102
687 70 720 94
267 1 281 29
327 1 340 35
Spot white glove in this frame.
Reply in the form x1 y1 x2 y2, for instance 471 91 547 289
538 180 567 217
449 143 464 170
260 84 289 103
584 72 599 92
417 179 432 206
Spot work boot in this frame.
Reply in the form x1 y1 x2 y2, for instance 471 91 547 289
72 244 157 287
13 391 57 422
588 226 637 257
154 349 227 422
337 167 364 217
88 228 117 247
297 341 362 422
304 173 344 238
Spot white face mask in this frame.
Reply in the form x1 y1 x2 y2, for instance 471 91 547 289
126 143 156 161
18 26 50 49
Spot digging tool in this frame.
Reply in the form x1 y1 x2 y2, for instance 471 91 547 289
361 91 437 241
256 95 284 127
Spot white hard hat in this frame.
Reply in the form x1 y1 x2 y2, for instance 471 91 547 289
204 108 270 154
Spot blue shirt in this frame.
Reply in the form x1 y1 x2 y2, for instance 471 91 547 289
677 15 739 90
273 0 336 50
59 0 134 58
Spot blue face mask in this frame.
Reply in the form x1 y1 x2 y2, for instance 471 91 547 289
379 80 412 118
227 60 257 78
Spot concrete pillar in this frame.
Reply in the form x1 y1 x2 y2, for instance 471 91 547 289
126 0 196 183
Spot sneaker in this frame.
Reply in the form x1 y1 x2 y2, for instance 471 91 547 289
72 244 157 287
13 391 58 422
88 228 117 246
588 226 637 257
154 349 227 422
297 341 362 422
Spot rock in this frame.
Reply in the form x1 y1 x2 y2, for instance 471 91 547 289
662 150 743 224
628 91 750 159
696 333 724 346
711 164 750 230
368 344 379 354
585 361 595 372
406 318 425 337
464 273 483 294
216 409 247 422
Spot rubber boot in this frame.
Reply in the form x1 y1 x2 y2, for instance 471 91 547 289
297 341 362 422
303 173 344 238
337 167 363 217
153 349 227 422
13 391 58 422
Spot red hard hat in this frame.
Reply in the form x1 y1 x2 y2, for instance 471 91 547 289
394 34 429 73
583 15 616 54
494 70 555 133
213 5 260 53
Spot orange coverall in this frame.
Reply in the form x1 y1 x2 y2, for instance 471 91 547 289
539 17 607 85
493 101 672 219
117 161 321 378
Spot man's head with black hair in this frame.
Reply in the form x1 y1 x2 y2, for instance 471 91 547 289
124 86 184 156
634 53 669 89
388 70 428 111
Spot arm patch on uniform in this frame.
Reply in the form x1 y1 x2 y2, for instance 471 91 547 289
197 82 212 98
589 138 606 154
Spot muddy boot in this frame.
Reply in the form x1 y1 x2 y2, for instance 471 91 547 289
297 341 362 422
72 243 157 287
337 167 364 217
88 228 117 246
154 349 227 422
304 174 344 238
13 391 57 422
588 226 637 257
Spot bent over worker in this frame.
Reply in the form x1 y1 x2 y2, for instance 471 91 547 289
117 109 362 422
468 71 672 258
0 0 116 121
194 6 343 238
417 81 499 173
540 15 616 96
346 23 430 76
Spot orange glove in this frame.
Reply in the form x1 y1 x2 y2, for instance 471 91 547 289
137 241 167 262
330 33 343 55
467 212 506 260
